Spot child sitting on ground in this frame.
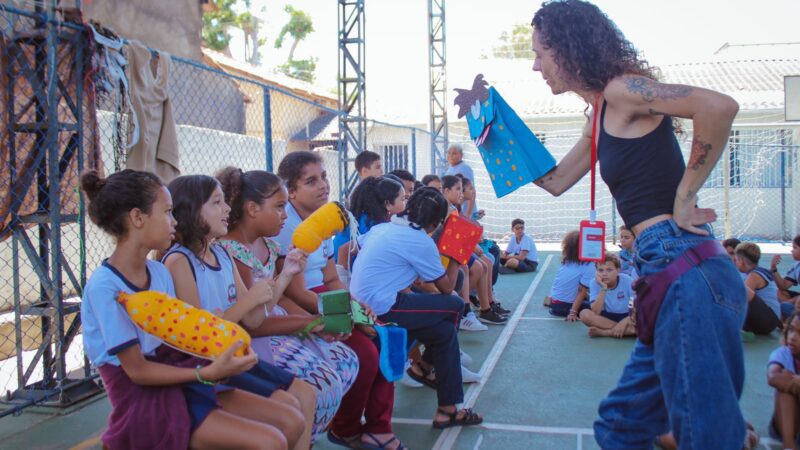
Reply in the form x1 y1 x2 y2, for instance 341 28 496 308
735 242 782 335
772 235 800 308
767 311 800 450
548 230 595 321
500 219 539 273
618 226 636 278
579 254 635 338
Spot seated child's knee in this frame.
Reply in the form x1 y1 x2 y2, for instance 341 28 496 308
272 388 301 410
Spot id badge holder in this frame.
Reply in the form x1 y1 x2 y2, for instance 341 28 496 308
578 213 605 262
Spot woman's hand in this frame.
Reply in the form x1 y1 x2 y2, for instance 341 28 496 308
672 194 717 236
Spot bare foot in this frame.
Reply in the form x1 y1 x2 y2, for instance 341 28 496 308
588 327 603 338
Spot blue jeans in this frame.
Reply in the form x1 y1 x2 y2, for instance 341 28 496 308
378 292 464 406
594 219 746 449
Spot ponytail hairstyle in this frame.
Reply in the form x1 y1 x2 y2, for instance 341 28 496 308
561 230 581 264
349 176 403 225
216 166 283 230
401 187 449 231
168 175 220 253
80 169 163 238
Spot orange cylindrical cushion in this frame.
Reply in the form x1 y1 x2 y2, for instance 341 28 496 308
292 201 349 253
118 290 251 360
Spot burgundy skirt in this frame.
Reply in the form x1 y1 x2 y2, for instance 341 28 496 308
98 362 191 450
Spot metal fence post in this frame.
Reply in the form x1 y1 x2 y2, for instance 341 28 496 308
263 87 273 172
723 137 731 238
411 129 417 177
781 139 787 240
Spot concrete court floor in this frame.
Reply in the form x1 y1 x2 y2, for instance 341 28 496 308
0 251 791 450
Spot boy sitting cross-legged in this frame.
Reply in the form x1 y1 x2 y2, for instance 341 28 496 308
579 254 636 338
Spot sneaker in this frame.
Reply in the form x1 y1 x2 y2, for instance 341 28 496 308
460 312 489 331
399 360 423 388
478 308 508 325
461 365 481 383
491 301 511 316
460 349 473 367
468 295 480 309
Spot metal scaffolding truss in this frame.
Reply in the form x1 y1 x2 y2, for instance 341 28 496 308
337 0 366 200
428 0 448 175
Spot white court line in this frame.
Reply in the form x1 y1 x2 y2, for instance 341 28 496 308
577 432 583 450
518 316 562 321
433 255 555 450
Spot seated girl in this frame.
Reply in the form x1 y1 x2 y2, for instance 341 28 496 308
80 169 302 450
164 174 317 449
336 175 407 271
273 151 400 450
350 187 484 430
579 254 635 338
767 311 800 450
548 230 595 321
734 242 781 335
215 167 360 443
500 218 539 273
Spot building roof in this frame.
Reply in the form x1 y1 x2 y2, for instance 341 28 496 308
201 48 338 108
448 57 800 119
290 111 338 142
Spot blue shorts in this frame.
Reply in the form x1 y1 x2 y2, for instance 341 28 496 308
600 310 630 323
549 299 590 317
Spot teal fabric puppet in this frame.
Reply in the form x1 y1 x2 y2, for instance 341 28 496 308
454 74 556 197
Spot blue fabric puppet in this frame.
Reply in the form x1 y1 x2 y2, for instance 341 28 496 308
454 74 556 197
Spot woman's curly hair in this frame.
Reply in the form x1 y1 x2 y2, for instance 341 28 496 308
532 0 658 92
532 0 683 133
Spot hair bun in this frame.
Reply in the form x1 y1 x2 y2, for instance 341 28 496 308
80 170 107 200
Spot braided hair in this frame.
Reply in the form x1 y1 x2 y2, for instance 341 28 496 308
401 187 449 231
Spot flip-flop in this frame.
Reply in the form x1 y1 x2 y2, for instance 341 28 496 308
360 432 408 450
406 364 437 389
327 430 362 449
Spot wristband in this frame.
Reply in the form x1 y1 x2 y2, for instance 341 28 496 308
568 310 577 316
600 288 609 292
297 316 325 338
195 365 217 386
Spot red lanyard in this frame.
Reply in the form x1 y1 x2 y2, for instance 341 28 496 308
589 96 600 222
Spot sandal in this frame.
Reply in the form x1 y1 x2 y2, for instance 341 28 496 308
360 432 407 450
406 363 437 390
432 407 483 429
327 430 362 449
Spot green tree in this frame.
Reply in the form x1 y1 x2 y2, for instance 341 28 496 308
202 0 263 64
202 0 239 54
274 5 316 82
492 23 535 59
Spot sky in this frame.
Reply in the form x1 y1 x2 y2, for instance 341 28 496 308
233 0 800 123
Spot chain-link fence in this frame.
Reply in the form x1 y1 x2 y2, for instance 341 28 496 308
1 2 796 418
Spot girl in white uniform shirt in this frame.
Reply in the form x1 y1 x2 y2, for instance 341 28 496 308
350 187 484 429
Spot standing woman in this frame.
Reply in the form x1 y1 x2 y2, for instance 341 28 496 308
530 1 746 448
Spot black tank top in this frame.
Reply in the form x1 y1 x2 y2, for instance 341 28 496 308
597 101 685 229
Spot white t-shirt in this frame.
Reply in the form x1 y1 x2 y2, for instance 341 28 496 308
82 260 173 367
589 273 634 314
785 261 800 285
274 201 335 289
549 262 595 303
768 346 798 391
506 234 538 263
165 244 237 314
350 217 446 315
